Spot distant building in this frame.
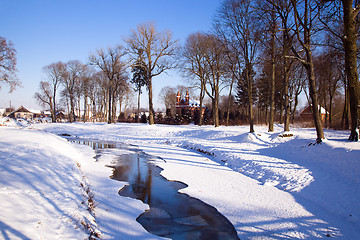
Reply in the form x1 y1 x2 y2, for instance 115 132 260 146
8 106 34 120
56 111 67 122
3 107 15 117
300 105 328 122
175 91 205 115
30 109 42 118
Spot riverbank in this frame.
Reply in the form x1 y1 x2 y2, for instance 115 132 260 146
1 122 359 239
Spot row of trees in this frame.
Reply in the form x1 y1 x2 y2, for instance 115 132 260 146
35 55 132 124
31 0 359 142
35 23 177 126
178 0 360 142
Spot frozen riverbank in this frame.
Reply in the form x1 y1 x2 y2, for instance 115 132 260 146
1 122 359 239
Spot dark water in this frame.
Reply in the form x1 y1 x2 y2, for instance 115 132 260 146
70 138 240 240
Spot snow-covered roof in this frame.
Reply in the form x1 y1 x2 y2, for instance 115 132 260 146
319 107 327 114
30 109 41 114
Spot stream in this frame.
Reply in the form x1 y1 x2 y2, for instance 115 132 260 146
70 138 240 240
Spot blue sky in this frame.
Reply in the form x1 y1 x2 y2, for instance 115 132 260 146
0 0 220 110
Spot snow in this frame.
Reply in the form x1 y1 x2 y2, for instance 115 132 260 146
0 127 93 239
1 121 360 239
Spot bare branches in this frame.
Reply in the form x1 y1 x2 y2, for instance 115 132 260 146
0 36 20 92
125 22 178 124
89 46 127 124
125 22 178 78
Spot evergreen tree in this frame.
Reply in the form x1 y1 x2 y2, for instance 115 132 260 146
130 60 148 123
140 113 147 123
235 67 257 108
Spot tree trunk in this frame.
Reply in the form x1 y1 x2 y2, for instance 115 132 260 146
268 11 276 132
108 87 112 124
283 25 291 132
268 63 275 131
329 94 333 128
226 79 234 127
92 99 96 123
49 99 54 123
52 90 57 122
148 78 155 125
279 91 284 124
77 97 81 120
83 95 87 123
214 86 219 127
284 60 291 132
341 86 350 129
292 93 299 124
249 77 254 133
306 57 325 142
342 0 360 141
112 95 117 123
137 89 141 123
70 95 76 123
199 81 205 126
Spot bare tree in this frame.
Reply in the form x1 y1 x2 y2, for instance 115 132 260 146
272 0 297 132
342 0 360 141
319 0 360 140
118 81 132 119
314 49 342 127
61 60 84 123
179 32 210 126
159 86 177 114
214 0 262 132
34 81 54 116
79 65 95 122
42 62 64 122
255 0 280 131
290 0 325 143
125 22 178 125
91 71 108 122
202 34 228 127
289 62 306 123
0 36 20 92
89 46 126 124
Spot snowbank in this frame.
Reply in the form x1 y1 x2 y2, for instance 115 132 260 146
0 127 94 239
29 122 360 239
0 126 163 240
2 122 359 239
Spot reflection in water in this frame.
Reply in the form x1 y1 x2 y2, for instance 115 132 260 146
70 139 117 150
70 138 239 240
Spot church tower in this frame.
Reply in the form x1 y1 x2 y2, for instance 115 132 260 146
176 91 181 106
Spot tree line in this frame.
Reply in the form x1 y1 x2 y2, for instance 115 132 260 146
1 0 359 142
178 0 359 142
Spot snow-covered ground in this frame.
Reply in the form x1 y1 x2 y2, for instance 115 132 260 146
1 121 359 239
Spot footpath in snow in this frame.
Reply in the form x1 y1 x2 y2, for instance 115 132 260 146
1 121 359 239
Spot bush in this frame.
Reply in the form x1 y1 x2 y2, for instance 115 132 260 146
140 113 147 123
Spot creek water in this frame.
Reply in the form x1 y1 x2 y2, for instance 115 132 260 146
70 138 239 240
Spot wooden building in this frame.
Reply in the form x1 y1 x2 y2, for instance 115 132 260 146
300 105 328 122
8 106 34 120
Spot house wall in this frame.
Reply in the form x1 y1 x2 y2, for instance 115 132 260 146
300 113 326 122
15 112 34 119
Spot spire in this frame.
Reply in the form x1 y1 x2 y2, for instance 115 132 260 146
176 91 180 104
